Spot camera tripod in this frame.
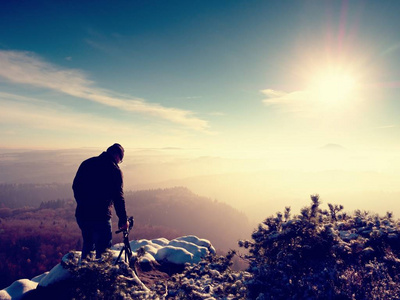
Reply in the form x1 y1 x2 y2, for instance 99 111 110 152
115 216 136 273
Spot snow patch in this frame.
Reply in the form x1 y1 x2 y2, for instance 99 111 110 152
0 279 38 300
339 230 359 241
175 235 216 254
151 237 169 246
38 263 73 287
155 246 194 264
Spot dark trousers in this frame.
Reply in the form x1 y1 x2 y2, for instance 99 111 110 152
77 219 112 259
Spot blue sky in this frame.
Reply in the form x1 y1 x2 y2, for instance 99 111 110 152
1 0 400 160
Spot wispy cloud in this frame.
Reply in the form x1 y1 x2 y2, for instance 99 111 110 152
377 125 397 129
208 112 226 116
261 88 313 113
0 50 209 131
0 92 135 134
382 42 400 57
260 89 288 99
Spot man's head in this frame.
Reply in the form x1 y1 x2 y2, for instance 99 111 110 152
107 143 124 164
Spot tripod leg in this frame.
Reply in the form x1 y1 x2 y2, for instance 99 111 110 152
131 254 139 277
115 247 124 265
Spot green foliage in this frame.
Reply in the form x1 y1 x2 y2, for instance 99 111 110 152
240 195 400 299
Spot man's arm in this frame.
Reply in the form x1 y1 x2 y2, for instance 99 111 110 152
112 167 128 229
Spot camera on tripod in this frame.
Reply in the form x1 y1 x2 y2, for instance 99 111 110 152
126 216 134 231
115 216 134 234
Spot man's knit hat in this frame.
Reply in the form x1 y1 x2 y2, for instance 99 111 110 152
107 143 124 160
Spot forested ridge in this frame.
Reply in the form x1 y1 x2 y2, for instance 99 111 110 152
0 185 252 290
0 183 73 208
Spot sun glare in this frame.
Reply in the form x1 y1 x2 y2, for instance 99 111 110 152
310 69 357 105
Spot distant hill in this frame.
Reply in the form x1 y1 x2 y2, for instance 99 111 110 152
123 187 252 250
320 143 347 151
0 183 73 208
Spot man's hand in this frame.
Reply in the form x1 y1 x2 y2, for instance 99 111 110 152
119 220 129 231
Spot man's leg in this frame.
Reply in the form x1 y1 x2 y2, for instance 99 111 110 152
77 219 95 260
93 219 112 259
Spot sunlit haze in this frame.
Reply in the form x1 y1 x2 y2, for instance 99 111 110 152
311 69 357 104
1 1 400 222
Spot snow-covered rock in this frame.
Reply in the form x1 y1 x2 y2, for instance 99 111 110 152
38 263 73 287
175 235 216 254
155 245 194 264
169 239 208 263
151 237 170 246
0 279 38 300
31 273 48 283
111 235 215 266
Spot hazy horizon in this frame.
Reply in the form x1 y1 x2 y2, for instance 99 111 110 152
1 145 400 223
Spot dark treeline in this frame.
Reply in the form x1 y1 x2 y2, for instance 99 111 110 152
0 200 80 290
0 186 252 289
0 183 73 208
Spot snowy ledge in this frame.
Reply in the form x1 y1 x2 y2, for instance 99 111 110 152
0 235 215 300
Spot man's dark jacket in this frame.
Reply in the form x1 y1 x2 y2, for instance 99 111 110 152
73 152 127 227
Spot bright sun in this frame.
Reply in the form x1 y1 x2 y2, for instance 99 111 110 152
310 69 357 105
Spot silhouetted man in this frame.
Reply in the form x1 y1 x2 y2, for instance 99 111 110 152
73 143 129 260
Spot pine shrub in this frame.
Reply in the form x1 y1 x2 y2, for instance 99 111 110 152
59 251 150 299
166 251 250 299
240 195 400 299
